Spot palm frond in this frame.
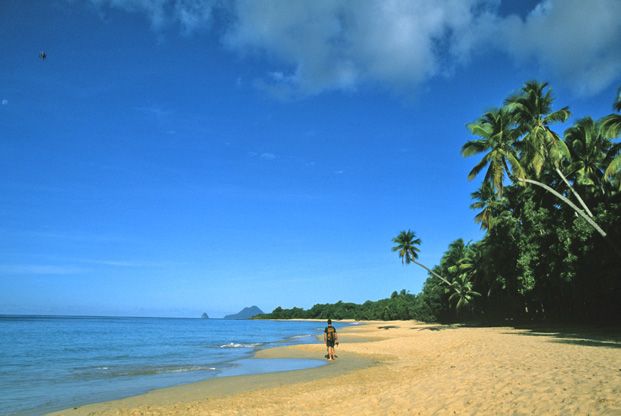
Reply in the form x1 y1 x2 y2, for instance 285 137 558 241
467 154 490 181
545 106 570 123
600 114 621 139
461 139 488 156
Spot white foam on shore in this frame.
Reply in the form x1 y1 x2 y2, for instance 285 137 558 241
219 342 261 349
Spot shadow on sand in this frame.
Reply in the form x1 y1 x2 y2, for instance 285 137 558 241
409 322 621 349
506 324 621 349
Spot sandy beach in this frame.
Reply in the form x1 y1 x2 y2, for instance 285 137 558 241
50 321 621 415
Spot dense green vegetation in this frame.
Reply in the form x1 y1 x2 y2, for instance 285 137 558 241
255 289 435 321
259 82 621 324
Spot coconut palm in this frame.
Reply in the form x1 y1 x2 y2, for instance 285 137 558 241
505 80 571 175
564 117 611 194
391 230 452 287
600 88 621 186
470 181 500 231
449 274 481 311
447 246 482 311
461 108 524 196
601 113 621 141
505 80 597 217
604 145 621 189
464 102 610 241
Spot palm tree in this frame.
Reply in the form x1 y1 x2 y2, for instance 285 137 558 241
505 80 571 174
449 274 481 311
600 87 621 187
564 117 612 194
447 246 482 311
604 144 621 189
505 80 596 217
463 96 610 241
470 181 500 230
461 108 524 196
391 230 452 287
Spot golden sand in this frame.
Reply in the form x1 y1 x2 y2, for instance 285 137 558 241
50 321 621 415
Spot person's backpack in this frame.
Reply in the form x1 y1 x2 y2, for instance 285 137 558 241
326 326 336 342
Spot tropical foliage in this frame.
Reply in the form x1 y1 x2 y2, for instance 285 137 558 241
261 82 621 323
255 289 432 321
421 81 621 323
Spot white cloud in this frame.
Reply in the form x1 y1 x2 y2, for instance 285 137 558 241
92 0 621 96
497 0 621 96
223 0 501 96
247 151 277 160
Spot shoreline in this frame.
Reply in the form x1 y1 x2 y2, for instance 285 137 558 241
47 320 378 416
49 320 621 415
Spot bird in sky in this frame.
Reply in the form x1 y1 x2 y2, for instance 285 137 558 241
39 51 47 60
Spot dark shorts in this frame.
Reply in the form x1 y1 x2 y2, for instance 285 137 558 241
326 340 335 348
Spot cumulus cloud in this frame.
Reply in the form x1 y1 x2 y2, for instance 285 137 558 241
223 0 501 96
90 0 621 96
498 0 621 96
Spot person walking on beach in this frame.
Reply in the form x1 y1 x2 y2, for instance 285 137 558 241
323 319 339 361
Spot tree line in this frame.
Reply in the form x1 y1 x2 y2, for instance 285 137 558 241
259 81 621 323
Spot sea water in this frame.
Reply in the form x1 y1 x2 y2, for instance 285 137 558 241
0 315 338 416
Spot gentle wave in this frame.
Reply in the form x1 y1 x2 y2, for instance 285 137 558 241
1 316 327 416
288 334 313 339
219 342 262 349
75 365 217 379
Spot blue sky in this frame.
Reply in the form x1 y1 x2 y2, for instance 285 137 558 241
1 0 620 317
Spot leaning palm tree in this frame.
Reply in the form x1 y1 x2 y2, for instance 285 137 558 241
505 80 595 217
464 98 610 241
391 230 452 287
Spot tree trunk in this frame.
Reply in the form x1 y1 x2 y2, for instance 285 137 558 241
518 177 621 258
554 166 594 218
412 260 453 287
518 177 605 236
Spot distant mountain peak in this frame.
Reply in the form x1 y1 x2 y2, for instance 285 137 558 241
224 306 263 320
201 312 209 319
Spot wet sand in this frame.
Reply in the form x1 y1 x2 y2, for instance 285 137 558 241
49 321 621 415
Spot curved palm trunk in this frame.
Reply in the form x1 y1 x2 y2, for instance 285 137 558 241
554 167 594 218
412 260 452 287
518 177 621 258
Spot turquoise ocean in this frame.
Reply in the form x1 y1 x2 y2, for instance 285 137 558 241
0 315 337 415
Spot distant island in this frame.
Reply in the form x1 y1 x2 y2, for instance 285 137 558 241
224 306 264 320
201 313 209 319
